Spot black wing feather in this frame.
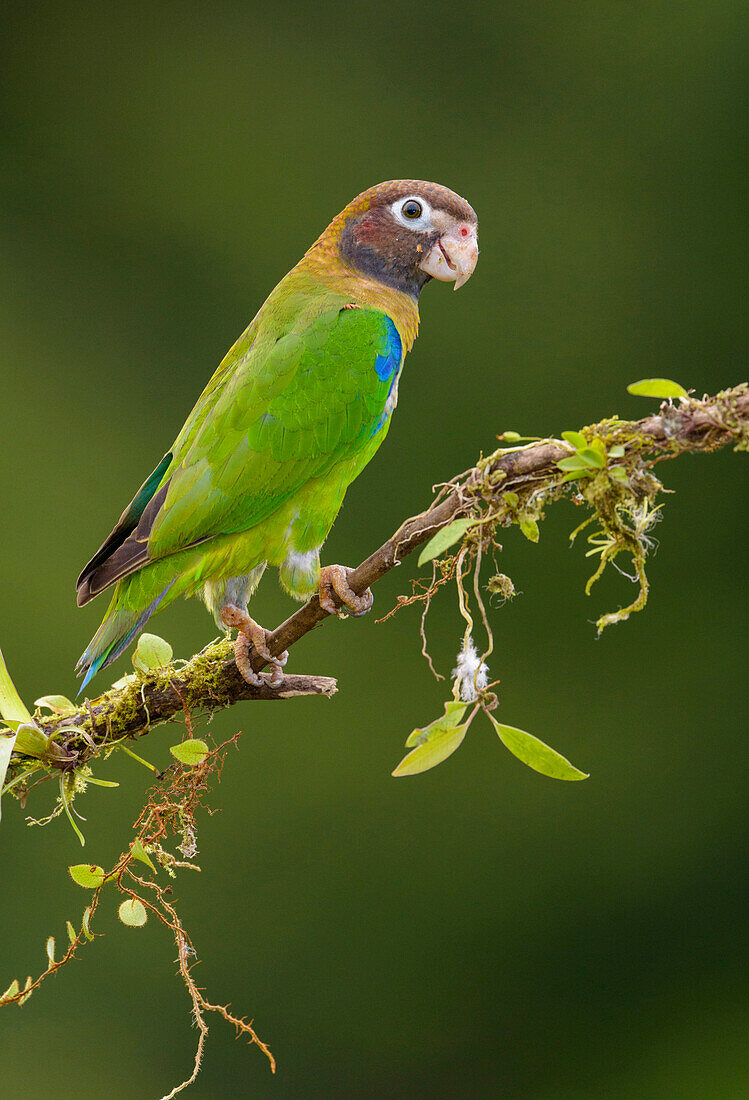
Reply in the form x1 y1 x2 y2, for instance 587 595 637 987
76 453 172 605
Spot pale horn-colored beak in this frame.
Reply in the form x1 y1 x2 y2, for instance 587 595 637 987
418 223 479 289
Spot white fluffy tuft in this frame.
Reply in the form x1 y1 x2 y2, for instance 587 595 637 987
452 635 489 702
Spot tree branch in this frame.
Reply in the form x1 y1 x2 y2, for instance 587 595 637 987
261 384 748 659
21 385 749 770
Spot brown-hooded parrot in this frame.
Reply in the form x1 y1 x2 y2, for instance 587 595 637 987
76 180 479 691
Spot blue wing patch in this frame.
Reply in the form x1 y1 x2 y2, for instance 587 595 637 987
371 316 403 435
374 316 402 381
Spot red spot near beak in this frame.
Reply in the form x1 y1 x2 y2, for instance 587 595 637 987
459 224 471 238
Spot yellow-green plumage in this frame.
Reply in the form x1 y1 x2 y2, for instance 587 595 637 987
76 179 477 688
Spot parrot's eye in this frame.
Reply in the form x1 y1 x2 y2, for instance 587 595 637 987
401 200 423 220
389 194 432 229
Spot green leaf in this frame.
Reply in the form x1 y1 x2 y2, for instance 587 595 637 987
608 445 625 458
557 455 595 471
131 837 157 873
120 745 157 772
83 775 119 788
417 518 475 567
502 491 519 507
560 470 589 484
392 723 468 777
34 695 76 714
169 739 209 766
1 763 43 799
519 518 539 543
68 864 107 889
17 976 33 1006
0 648 31 725
118 899 147 927
82 907 94 941
405 701 468 748
66 920 77 945
576 447 606 469
627 378 688 399
132 633 173 674
609 466 629 482
561 430 587 450
1 979 19 1002
487 714 588 781
45 937 56 966
498 430 521 441
12 723 48 758
59 776 85 847
0 648 32 822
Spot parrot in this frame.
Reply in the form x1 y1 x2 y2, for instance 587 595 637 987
76 180 479 691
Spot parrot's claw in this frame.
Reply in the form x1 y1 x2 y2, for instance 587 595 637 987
220 604 288 687
318 564 374 618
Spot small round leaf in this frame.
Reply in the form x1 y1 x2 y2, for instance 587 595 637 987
561 430 587 450
557 455 594 471
132 633 173 673
118 899 147 927
169 739 209 766
576 447 605 469
68 864 106 889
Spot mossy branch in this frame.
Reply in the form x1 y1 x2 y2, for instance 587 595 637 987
253 383 748 655
8 384 748 778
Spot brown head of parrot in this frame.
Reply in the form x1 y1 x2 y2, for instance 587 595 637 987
333 179 478 299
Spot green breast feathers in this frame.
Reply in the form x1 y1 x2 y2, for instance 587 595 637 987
153 305 404 553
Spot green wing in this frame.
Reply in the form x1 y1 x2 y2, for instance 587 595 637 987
76 304 403 603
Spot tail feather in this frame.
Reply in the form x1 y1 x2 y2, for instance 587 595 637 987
77 582 175 695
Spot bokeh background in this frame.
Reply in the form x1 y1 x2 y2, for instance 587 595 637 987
1 3 747 1097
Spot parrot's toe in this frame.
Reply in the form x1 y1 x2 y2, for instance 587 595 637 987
220 604 287 687
318 564 373 618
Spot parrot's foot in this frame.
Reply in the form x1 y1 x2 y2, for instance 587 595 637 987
220 604 288 687
318 564 374 618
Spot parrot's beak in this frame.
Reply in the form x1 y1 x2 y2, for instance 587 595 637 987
418 223 479 289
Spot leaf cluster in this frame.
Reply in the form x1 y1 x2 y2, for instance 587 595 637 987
392 695 587 782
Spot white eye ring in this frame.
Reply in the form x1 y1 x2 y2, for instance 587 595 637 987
390 195 433 231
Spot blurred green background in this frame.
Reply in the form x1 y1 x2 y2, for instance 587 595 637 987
1 2 747 1097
